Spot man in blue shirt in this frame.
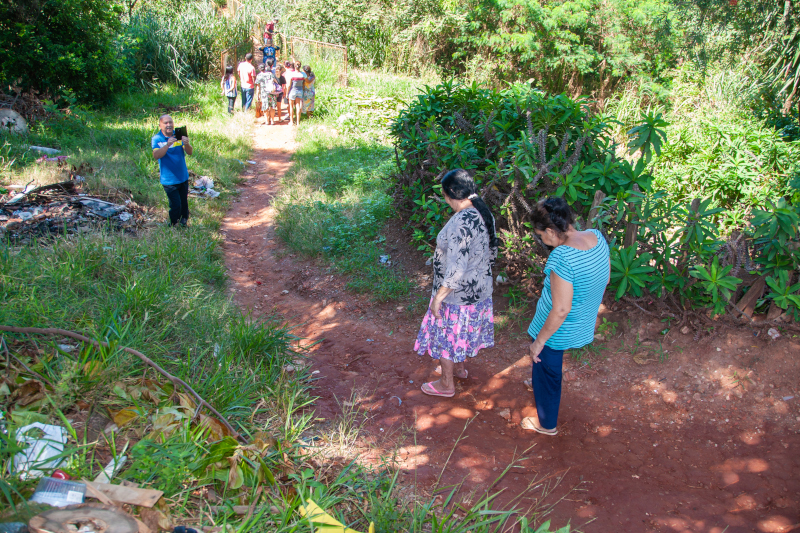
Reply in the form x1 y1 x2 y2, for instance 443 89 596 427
151 114 193 226
261 39 280 70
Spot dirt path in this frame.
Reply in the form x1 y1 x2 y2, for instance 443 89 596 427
222 122 800 532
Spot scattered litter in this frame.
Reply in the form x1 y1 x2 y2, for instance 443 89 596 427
425 257 432 266
92 455 127 484
29 477 86 507
118 212 133 222
716 347 721 352
84 480 162 507
281 290 289 294
0 109 28 134
77 198 126 218
29 504 141 533
28 145 61 155
283 364 296 373
194 176 214 189
594 334 605 341
51 469 71 481
496 274 508 284
497 408 511 420
783 396 794 401
337 113 356 124
189 176 220 199
311 370 320 375
366 339 374 342
246 160 257 165
379 255 390 264
36 155 70 163
12 423 68 479
389 396 402 406
767 328 781 340
680 326 691 335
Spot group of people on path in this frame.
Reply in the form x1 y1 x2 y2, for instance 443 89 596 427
415 170 610 436
220 19 316 126
149 96 609 436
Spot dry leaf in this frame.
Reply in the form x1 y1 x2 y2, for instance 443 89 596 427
10 379 46 407
112 407 140 427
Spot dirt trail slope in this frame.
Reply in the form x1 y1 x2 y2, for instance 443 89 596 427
222 122 800 532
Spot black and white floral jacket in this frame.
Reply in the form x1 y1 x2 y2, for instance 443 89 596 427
431 207 496 306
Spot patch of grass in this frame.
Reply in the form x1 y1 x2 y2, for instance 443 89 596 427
0 82 311 514
274 69 434 302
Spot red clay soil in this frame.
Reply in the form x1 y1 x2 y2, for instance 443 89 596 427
222 122 800 533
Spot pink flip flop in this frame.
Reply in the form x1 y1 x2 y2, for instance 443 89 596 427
421 381 455 397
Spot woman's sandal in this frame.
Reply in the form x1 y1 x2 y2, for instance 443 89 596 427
520 417 558 435
433 366 469 379
421 381 455 398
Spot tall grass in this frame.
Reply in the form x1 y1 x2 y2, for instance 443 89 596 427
125 0 258 86
273 69 437 302
0 81 304 424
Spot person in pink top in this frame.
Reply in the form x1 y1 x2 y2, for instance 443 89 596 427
237 53 256 111
285 61 306 126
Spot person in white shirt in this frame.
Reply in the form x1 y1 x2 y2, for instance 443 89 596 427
237 54 256 111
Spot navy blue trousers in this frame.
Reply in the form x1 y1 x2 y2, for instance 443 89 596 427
531 344 565 430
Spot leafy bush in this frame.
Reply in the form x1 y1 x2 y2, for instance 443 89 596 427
0 0 131 102
391 81 658 271
392 82 800 321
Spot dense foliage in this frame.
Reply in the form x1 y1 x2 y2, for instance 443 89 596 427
391 83 800 321
0 0 131 102
123 0 256 87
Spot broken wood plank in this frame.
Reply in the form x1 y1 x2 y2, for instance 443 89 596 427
85 481 163 507
622 185 640 249
735 273 768 318
587 190 606 228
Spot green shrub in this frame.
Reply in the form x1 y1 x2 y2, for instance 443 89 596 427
393 81 800 319
0 0 132 102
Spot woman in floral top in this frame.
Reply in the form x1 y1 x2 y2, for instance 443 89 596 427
414 169 498 397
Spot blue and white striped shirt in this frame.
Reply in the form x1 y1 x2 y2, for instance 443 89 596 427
527 229 610 350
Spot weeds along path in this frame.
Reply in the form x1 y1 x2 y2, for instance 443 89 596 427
223 123 800 532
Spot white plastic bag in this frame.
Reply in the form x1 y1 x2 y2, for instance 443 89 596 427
11 423 67 479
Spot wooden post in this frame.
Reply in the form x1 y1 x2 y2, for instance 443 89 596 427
622 185 640 249
588 190 606 228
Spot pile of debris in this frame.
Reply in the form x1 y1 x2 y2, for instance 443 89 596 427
1 177 154 242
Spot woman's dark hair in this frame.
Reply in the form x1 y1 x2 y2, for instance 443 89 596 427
258 63 266 71
441 169 499 250
303 65 311 74
225 65 234 77
532 197 575 235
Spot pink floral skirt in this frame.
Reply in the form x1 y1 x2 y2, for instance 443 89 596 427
414 297 494 363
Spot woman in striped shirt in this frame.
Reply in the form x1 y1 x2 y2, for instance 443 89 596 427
524 197 610 435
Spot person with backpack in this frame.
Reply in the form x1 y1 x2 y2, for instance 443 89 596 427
255 61 280 125
220 66 237 115
261 38 280 68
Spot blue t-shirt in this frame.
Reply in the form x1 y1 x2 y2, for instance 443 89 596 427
527 229 610 350
151 131 189 186
261 46 279 63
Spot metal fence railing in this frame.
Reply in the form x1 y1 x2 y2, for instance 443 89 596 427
289 36 348 86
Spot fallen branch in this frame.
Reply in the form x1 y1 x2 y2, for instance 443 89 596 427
0 325 242 442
